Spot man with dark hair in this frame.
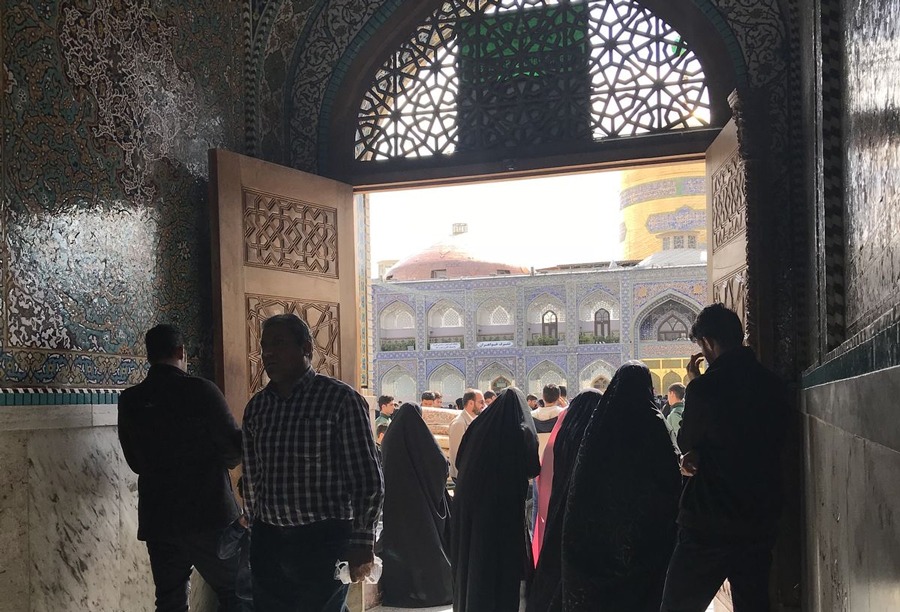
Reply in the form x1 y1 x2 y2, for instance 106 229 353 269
433 391 444 408
666 382 686 435
661 304 789 612
526 394 539 410
375 395 397 430
558 384 569 408
420 391 436 408
448 388 485 482
483 390 497 406
118 324 243 611
242 314 384 611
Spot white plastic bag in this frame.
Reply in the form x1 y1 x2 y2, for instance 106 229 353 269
333 555 382 584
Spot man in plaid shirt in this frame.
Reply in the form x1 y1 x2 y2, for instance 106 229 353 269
242 314 384 611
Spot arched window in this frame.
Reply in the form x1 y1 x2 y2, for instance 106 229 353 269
356 0 711 162
490 305 512 325
658 315 689 341
478 362 516 392
637 298 699 341
428 302 464 328
491 376 512 394
662 371 682 390
591 375 610 392
594 308 611 337
429 364 466 402
542 310 558 339
380 301 416 330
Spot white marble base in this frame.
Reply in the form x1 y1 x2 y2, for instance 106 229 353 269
0 407 157 612
0 431 30 612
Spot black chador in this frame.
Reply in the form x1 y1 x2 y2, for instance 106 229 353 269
562 362 682 612
377 403 453 607
451 387 541 612
527 388 605 612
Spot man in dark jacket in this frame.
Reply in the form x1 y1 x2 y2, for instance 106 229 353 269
118 324 243 611
660 304 789 612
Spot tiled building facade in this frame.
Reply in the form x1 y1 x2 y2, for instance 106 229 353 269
373 264 707 403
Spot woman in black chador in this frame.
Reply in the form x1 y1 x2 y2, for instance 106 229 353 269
562 361 682 612
377 403 453 607
451 387 541 612
526 388 605 612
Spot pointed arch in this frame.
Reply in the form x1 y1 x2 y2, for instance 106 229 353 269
476 362 516 394
527 293 566 324
632 291 702 342
428 363 466 404
476 297 514 326
578 289 620 321
527 360 567 396
427 299 464 329
379 300 416 330
380 365 417 403
579 359 616 393
662 370 682 390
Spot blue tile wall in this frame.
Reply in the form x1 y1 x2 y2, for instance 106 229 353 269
1 0 244 388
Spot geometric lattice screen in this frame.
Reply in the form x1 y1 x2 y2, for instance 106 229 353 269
356 0 710 161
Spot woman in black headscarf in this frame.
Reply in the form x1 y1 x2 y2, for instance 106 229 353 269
377 403 453 607
526 388 605 612
562 361 682 612
451 387 541 612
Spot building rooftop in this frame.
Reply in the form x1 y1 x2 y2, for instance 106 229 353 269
384 223 531 281
635 248 707 268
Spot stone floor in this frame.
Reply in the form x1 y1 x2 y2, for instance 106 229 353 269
370 601 717 612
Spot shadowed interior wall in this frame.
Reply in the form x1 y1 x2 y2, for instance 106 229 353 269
801 1 900 610
0 1 246 609
1 0 244 385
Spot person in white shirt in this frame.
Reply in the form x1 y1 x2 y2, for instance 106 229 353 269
448 389 485 482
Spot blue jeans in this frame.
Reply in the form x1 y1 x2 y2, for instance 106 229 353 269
250 520 351 612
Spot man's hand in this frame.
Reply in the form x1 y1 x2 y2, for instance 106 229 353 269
680 450 699 477
686 352 705 381
346 547 374 583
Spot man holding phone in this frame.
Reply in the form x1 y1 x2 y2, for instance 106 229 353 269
661 304 789 612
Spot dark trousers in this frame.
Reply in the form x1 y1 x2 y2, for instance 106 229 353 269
660 528 773 612
250 519 351 612
146 530 242 612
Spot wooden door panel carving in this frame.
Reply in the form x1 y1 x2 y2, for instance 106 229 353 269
243 189 339 276
713 267 748 331
707 120 748 326
209 150 359 419
246 294 341 395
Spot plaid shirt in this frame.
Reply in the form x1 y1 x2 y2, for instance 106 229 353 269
242 367 384 548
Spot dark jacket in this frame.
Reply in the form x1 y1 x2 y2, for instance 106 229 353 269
118 364 242 540
677 347 789 538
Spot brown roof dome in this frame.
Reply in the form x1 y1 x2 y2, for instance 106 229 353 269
385 224 530 281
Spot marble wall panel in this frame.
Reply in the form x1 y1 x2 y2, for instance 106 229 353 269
804 364 900 611
860 441 900 610
0 432 30 612
118 467 154 612
805 415 853 612
27 428 122 611
842 0 900 333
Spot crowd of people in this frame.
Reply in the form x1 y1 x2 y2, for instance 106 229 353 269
117 303 789 612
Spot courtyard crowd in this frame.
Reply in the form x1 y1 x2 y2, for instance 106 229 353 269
118 304 788 612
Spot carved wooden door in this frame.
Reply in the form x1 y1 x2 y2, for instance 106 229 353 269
208 149 362 419
706 119 748 330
